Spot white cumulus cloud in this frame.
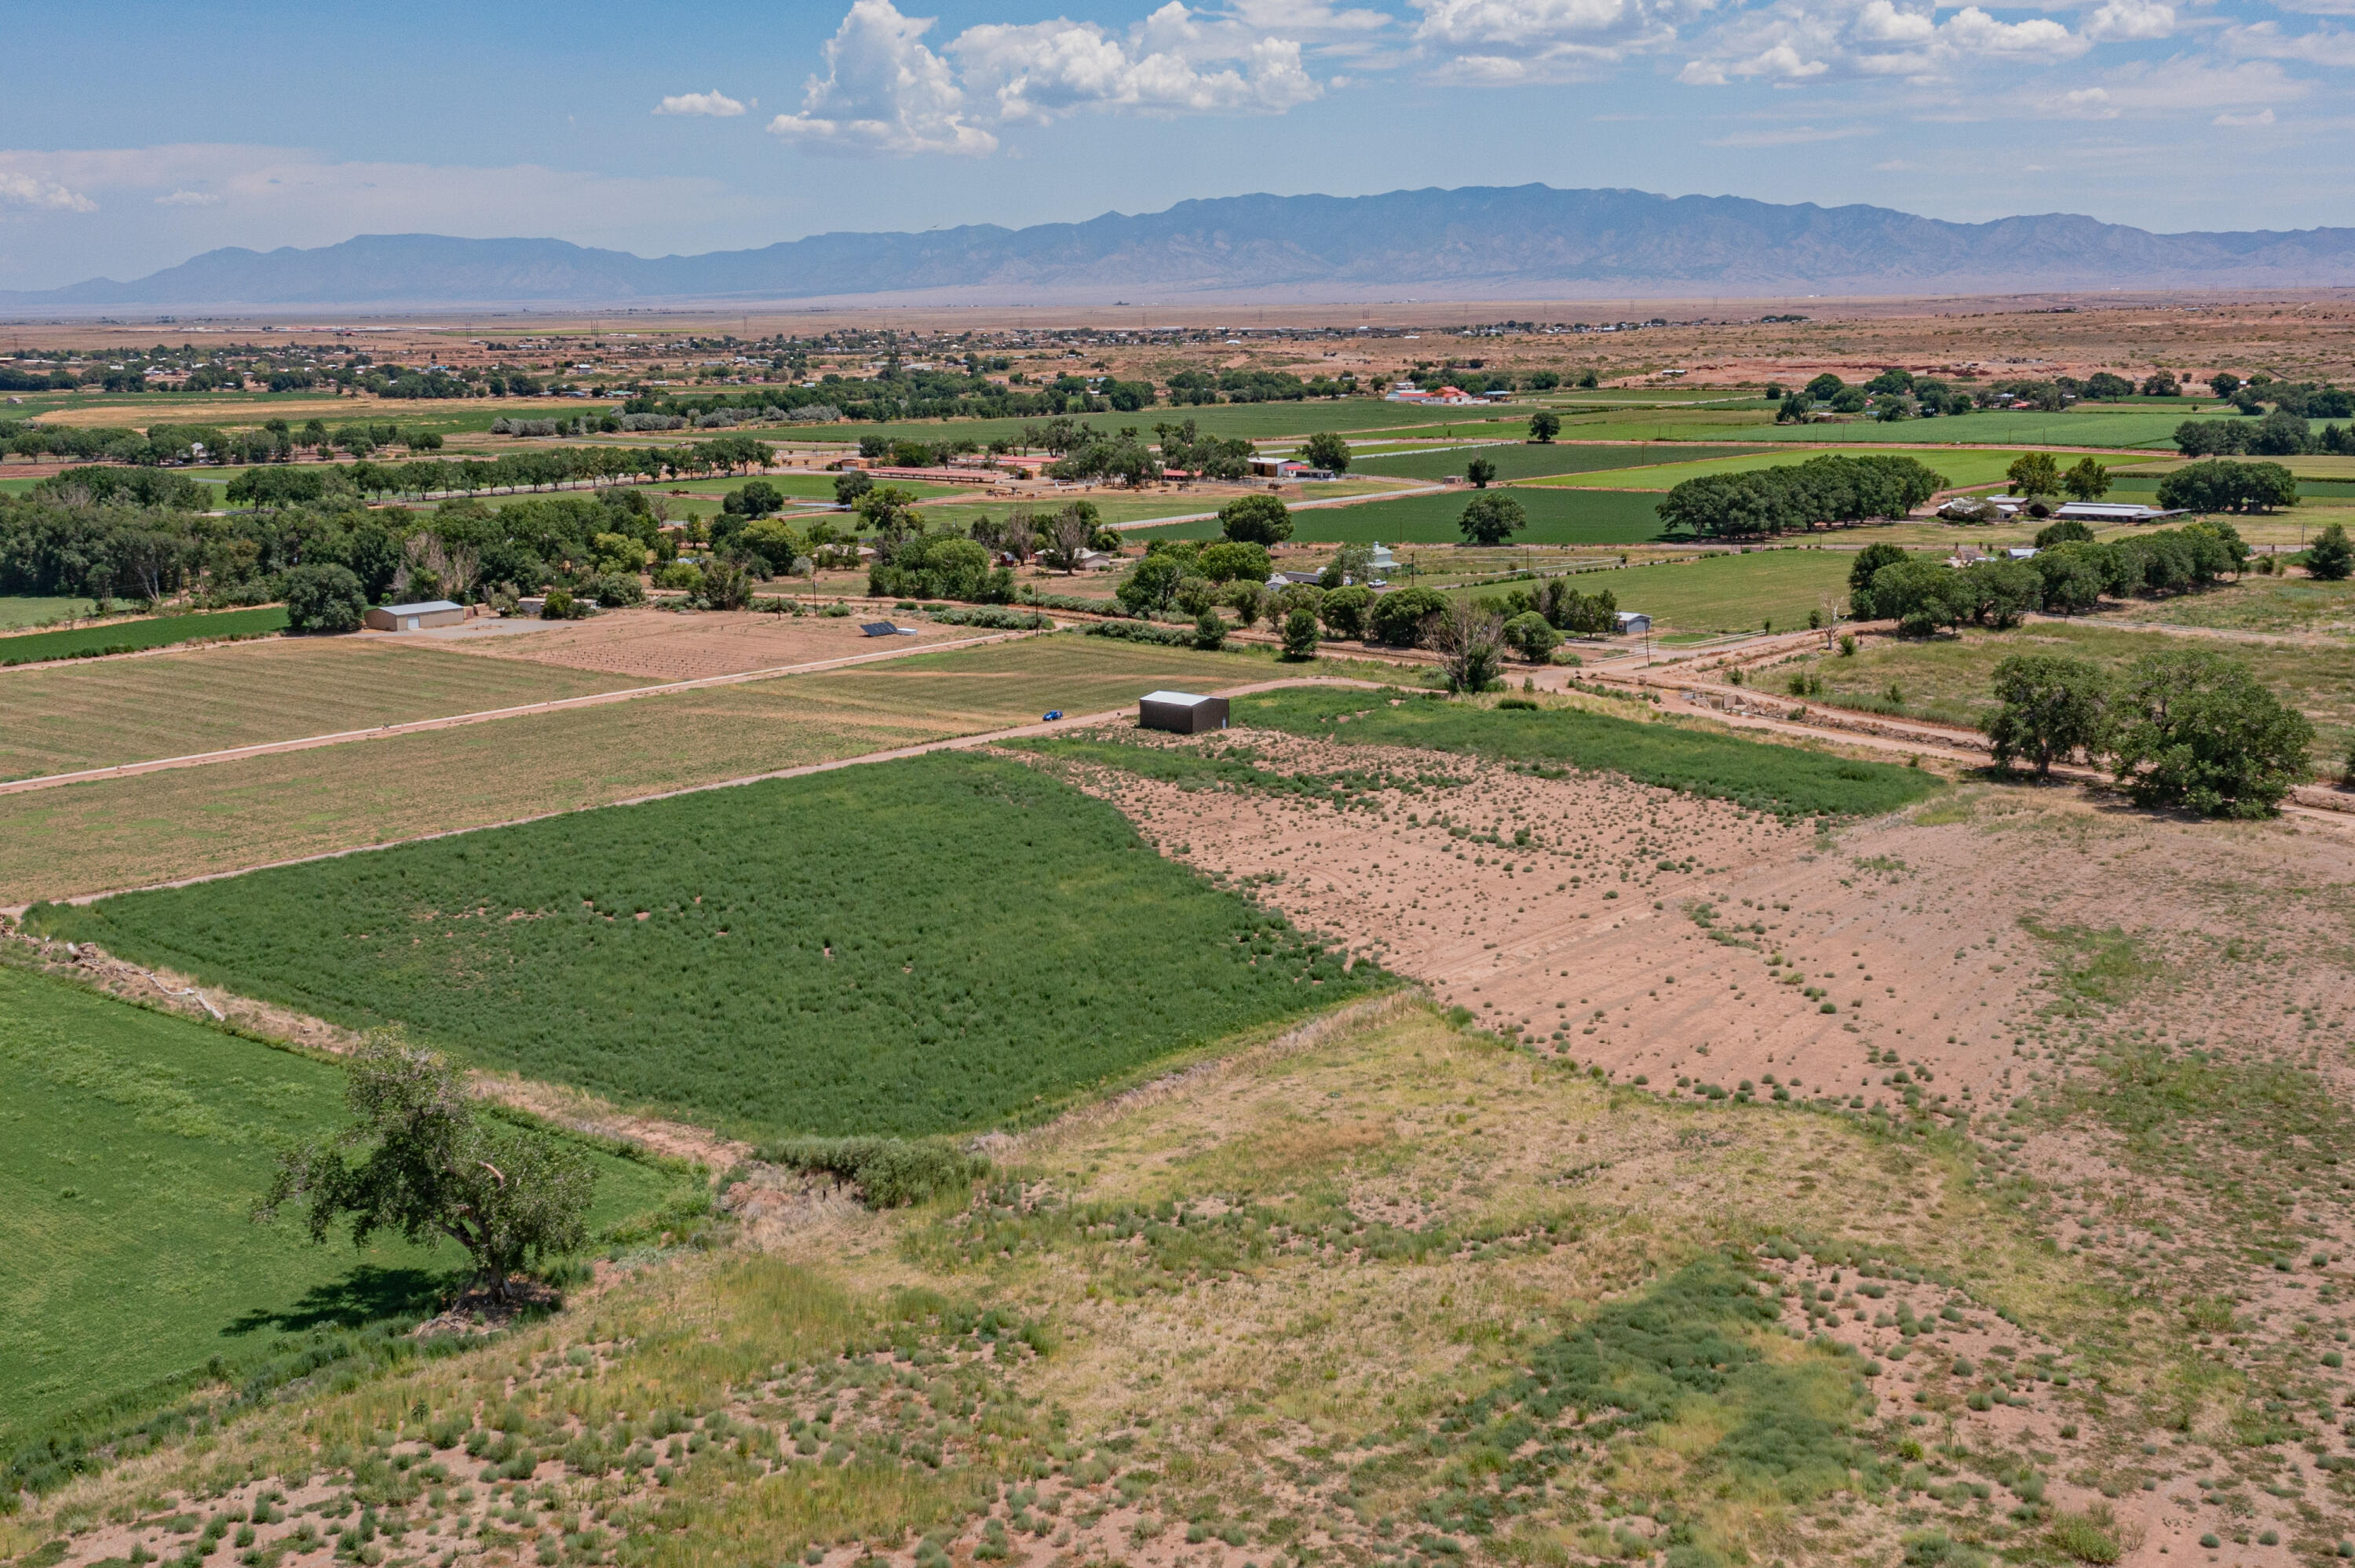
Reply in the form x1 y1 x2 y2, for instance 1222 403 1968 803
1678 0 2085 86
654 89 748 117
953 13 1320 121
154 188 221 206
769 0 999 155
2022 56 2304 116
2222 19 2355 65
769 0 1328 154
2083 0 2174 41
1414 0 1708 80
0 170 98 213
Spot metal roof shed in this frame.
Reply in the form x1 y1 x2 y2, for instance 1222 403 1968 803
363 600 466 632
1139 690 1229 734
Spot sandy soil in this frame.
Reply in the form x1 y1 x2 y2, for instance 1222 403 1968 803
1026 720 2355 1131
441 607 982 681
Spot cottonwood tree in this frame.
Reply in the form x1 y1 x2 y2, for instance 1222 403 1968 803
2006 452 2062 499
1465 457 1499 490
283 563 367 633
2109 647 2313 818
1527 411 1561 443
257 1040 594 1303
2062 459 2111 502
2308 522 2353 582
1459 492 1528 546
1218 494 1294 546
1043 505 1097 572
1434 599 1506 691
1987 655 2109 776
1301 430 1353 473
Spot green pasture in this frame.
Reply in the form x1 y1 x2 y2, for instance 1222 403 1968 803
28 752 1385 1143
1454 548 1857 634
1522 447 2059 492
1355 443 1764 483
810 399 1527 452
1782 618 2355 760
1137 486 1671 545
0 594 102 630
0 965 684 1445
1221 685 1941 818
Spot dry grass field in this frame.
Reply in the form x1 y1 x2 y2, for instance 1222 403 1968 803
0 640 652 781
444 608 989 683
0 636 1289 904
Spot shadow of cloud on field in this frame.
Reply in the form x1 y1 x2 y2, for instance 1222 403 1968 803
222 1264 455 1337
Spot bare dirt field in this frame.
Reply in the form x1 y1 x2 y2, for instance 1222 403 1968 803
1018 717 2355 1138
442 607 987 682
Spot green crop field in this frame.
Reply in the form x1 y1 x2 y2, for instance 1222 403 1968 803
1214 685 1941 817
0 594 103 630
0 965 684 1447
0 634 1288 903
28 752 1385 1142
0 606 288 666
1521 447 2061 491
1354 443 1764 483
812 399 1518 451
1137 486 1671 545
1450 547 1858 633
0 640 652 782
1722 408 2201 450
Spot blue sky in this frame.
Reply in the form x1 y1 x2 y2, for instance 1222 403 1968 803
0 0 2344 290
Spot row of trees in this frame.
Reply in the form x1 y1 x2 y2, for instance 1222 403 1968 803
2154 459 2299 513
1988 649 2315 818
0 480 685 607
218 439 774 506
1655 455 1949 538
1847 522 2251 634
0 418 457 469
2172 414 2355 459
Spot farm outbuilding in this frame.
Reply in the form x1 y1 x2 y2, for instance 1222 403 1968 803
1614 611 1652 636
363 600 466 632
1139 691 1229 734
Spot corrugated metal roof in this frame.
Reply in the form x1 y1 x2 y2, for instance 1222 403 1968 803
380 600 462 615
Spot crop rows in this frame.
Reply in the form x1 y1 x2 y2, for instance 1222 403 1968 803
0 605 288 665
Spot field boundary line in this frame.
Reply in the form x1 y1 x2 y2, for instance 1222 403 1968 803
0 629 1042 797
5 675 1389 913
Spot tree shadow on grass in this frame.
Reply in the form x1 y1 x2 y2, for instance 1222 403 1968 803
222 1264 457 1338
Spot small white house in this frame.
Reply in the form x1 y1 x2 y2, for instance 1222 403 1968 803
1615 611 1652 636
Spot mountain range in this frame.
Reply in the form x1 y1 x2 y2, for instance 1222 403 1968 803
9 184 2355 312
